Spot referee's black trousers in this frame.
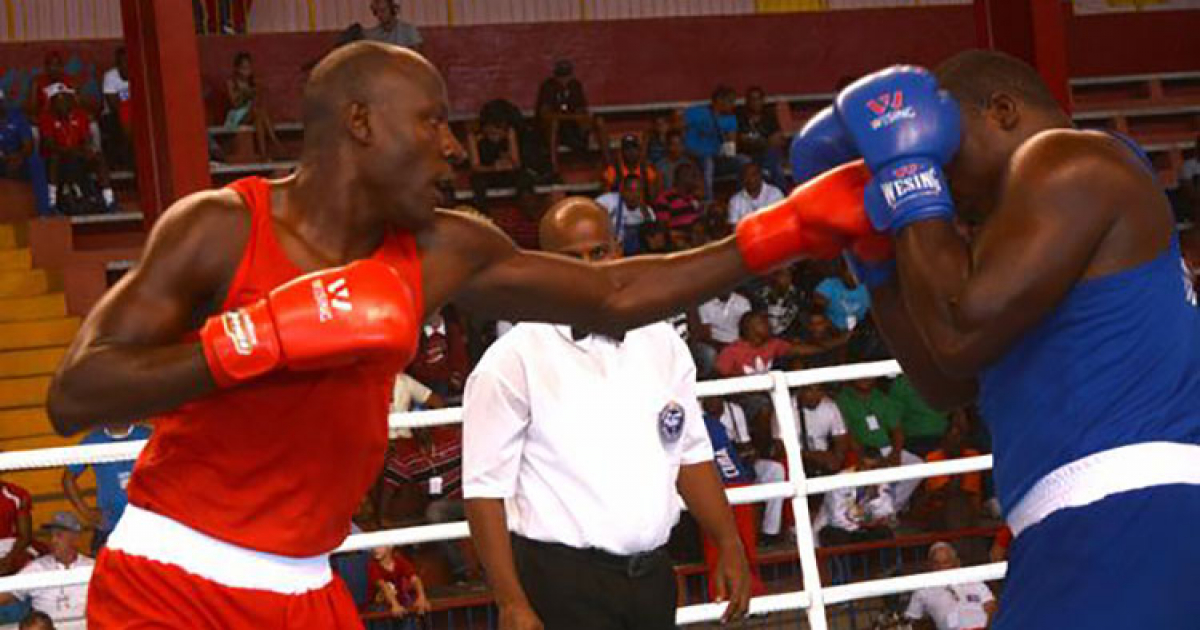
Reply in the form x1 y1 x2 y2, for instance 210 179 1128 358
512 534 677 630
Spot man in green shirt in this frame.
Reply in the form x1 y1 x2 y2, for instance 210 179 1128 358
835 378 923 511
888 376 949 458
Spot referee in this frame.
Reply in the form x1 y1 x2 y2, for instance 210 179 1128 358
463 198 752 630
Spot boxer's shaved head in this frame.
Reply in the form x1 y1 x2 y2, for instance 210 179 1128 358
539 197 619 262
935 49 1061 112
298 41 460 230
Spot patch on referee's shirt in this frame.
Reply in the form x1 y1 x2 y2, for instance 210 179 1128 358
658 401 685 444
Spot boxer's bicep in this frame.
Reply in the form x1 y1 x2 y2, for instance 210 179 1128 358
949 150 1121 369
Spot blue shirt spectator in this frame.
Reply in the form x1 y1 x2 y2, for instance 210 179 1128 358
816 274 871 332
0 91 50 217
684 101 737 159
703 407 755 485
63 424 151 552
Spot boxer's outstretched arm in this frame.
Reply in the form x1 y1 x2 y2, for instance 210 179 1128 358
894 132 1142 377
47 193 247 435
433 212 747 334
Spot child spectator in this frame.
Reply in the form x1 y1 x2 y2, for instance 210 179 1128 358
225 52 283 160
367 545 430 624
468 114 522 210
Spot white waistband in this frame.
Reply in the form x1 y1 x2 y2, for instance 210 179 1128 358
1008 442 1200 537
107 505 333 594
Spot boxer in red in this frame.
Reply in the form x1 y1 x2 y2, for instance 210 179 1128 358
47 42 881 628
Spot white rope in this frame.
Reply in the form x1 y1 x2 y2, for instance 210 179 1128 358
0 360 1003 628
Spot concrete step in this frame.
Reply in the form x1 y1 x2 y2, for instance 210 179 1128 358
0 376 50 410
0 269 50 299
0 293 67 322
0 347 66 378
0 248 31 272
0 407 54 438
0 432 76 452
0 225 21 251
0 318 78 351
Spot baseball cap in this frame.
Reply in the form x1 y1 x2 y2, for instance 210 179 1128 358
620 134 640 150
553 59 573 77
43 511 83 533
44 82 74 99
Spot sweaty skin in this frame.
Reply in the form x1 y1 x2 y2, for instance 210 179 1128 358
46 44 757 434
869 60 1173 410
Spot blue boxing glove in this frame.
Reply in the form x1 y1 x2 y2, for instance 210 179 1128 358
835 66 961 234
789 106 859 184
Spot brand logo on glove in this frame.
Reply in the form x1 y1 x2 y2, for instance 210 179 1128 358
866 90 915 130
879 165 943 209
221 310 258 356
312 277 353 323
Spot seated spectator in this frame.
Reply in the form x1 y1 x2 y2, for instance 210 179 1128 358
18 610 52 630
362 0 423 50
406 308 469 397
381 426 471 584
736 86 786 187
487 173 544 250
0 473 32 577
716 311 844 378
0 89 51 217
889 375 949 457
29 52 79 117
814 448 896 547
602 134 660 199
644 114 674 166
835 378 923 511
639 221 672 255
62 423 152 554
700 399 766 599
38 84 116 213
796 311 847 366
468 114 522 210
904 542 996 630
917 413 984 530
100 47 132 169
0 513 92 626
595 174 655 255
814 260 871 332
535 60 605 173
726 162 784 226
693 290 753 374
655 129 690 192
653 161 704 231
787 382 851 477
367 545 430 624
225 52 283 160
684 85 750 200
750 265 804 339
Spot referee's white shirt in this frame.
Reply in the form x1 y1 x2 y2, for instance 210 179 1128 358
462 322 713 556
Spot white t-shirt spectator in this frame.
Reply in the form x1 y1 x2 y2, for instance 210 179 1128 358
775 396 846 452
814 483 894 533
13 553 94 623
595 192 654 230
716 400 750 444
102 67 130 116
364 21 422 48
698 293 752 345
905 582 995 630
727 183 784 225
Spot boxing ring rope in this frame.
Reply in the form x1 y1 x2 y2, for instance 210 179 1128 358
0 360 1008 629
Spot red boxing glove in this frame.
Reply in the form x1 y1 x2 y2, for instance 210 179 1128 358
200 260 419 388
735 160 874 274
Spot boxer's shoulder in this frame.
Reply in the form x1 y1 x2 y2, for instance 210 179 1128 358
1010 129 1143 189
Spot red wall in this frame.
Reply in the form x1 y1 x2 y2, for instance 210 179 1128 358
0 7 1197 122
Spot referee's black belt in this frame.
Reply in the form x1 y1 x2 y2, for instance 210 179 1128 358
512 534 670 579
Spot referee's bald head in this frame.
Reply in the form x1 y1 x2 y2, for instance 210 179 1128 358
539 197 620 262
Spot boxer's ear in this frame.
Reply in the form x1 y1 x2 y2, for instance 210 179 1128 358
346 101 372 145
985 92 1021 131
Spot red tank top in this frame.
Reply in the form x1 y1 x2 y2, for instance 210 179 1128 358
127 177 424 557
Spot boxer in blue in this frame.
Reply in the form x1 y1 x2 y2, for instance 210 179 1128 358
792 50 1200 628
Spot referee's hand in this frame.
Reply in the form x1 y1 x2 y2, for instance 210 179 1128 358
714 544 752 623
499 602 544 630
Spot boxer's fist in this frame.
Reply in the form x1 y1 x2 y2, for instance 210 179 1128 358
736 160 874 274
836 66 960 233
790 106 859 184
201 260 419 388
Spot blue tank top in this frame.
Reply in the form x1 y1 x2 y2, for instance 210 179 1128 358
980 232 1200 512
